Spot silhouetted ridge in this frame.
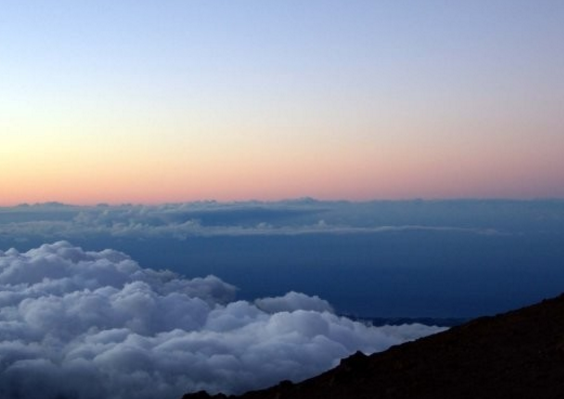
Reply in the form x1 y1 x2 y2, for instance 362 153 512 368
181 293 564 399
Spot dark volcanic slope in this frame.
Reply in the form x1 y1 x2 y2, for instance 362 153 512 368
183 293 564 399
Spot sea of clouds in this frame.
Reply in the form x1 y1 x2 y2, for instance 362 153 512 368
0 241 444 399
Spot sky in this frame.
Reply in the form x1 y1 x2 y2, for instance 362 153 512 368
1 1 564 205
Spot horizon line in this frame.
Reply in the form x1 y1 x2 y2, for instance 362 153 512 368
3 196 564 208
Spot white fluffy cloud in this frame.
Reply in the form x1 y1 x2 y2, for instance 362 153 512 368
0 242 445 399
255 291 334 313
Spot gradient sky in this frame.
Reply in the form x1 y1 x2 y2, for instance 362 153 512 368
1 1 563 205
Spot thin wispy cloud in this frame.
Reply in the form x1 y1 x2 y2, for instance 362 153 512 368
0 200 527 242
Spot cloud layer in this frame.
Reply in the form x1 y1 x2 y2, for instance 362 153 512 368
0 200 514 243
0 242 444 399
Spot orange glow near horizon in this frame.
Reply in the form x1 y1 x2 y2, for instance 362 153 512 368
2 126 563 206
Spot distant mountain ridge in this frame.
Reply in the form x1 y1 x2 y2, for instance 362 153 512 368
182 292 564 399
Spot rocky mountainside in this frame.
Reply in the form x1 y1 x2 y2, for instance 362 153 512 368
182 293 564 399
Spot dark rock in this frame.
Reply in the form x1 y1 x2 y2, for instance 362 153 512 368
181 293 564 399
181 391 227 399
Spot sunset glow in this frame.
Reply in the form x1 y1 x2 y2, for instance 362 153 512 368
2 1 563 205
